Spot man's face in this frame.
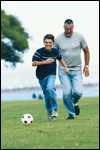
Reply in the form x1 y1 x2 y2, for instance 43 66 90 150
64 23 74 37
44 39 54 50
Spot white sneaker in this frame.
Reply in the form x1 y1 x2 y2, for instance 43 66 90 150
48 115 52 121
51 111 58 118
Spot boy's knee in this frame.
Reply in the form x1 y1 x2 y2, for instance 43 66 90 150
46 86 55 94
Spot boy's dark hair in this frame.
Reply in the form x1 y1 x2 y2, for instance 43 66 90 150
43 34 54 42
64 19 73 24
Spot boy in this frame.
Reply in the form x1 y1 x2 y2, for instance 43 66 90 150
32 34 67 120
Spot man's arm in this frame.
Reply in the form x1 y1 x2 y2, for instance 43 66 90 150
32 58 54 66
59 58 69 72
83 47 90 77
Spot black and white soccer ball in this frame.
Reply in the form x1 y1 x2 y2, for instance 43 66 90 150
21 114 33 125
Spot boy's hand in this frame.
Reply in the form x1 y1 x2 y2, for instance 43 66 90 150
45 58 55 64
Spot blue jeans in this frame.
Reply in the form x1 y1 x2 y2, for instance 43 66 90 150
59 68 83 117
39 75 58 115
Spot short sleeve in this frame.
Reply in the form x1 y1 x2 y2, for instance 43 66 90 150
80 35 88 49
32 50 41 61
56 49 62 60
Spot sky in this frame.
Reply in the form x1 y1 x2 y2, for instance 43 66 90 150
1 1 99 89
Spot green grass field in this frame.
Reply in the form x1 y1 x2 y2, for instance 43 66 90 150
1 97 99 149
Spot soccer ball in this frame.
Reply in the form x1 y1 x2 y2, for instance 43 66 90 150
21 114 33 125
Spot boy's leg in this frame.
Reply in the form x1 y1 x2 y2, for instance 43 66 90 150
46 75 58 112
39 77 52 116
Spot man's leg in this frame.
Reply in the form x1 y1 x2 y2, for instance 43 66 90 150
59 70 76 118
71 70 83 115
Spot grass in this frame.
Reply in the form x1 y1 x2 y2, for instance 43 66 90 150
1 97 99 149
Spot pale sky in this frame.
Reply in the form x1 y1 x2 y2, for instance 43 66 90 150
1 1 99 89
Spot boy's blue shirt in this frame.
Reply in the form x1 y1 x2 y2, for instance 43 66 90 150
32 47 62 80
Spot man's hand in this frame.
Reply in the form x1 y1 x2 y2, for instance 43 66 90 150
59 59 69 72
83 66 89 77
64 65 69 72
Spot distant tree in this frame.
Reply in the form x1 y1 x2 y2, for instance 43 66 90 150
1 10 29 66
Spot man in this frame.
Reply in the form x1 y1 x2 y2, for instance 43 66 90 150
32 34 67 120
55 19 90 119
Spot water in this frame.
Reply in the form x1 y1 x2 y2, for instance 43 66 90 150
1 85 99 101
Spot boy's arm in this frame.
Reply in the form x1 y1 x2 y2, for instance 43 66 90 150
32 58 54 66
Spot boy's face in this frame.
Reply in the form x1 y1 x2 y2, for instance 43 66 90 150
44 39 54 50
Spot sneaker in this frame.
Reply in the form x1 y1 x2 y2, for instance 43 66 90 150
66 114 75 120
51 110 58 118
75 105 80 115
48 114 56 121
48 112 52 121
48 115 52 121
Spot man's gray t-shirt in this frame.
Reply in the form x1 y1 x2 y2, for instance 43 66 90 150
55 32 88 70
